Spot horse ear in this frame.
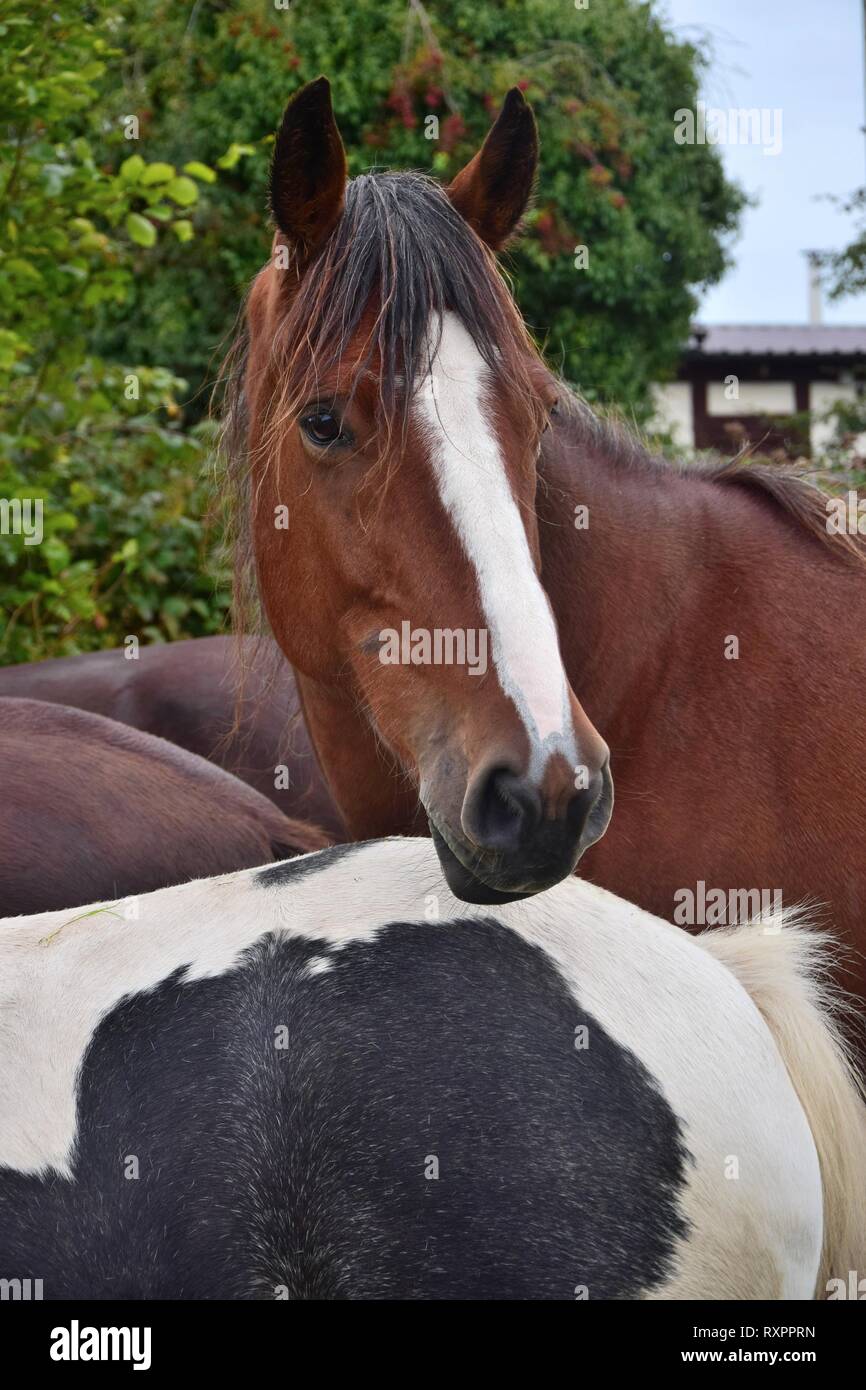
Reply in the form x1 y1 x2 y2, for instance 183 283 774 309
270 76 347 259
447 88 538 249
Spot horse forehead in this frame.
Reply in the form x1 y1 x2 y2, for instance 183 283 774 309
324 314 489 406
419 311 496 403
412 312 508 487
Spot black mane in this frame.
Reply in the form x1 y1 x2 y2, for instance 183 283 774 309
305 171 527 416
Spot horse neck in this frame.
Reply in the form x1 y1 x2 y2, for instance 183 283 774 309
537 413 713 729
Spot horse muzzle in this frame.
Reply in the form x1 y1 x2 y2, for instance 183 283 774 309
427 759 614 903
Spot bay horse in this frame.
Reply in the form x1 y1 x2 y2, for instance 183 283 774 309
1 836 863 1300
0 638 344 837
0 698 329 915
225 79 866 1000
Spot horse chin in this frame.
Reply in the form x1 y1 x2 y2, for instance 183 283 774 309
428 817 569 906
429 824 533 904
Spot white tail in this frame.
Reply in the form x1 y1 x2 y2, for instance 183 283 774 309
698 913 866 1298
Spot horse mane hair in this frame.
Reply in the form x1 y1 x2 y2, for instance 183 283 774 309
555 391 866 564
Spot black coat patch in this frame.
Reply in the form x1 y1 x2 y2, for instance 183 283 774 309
255 839 369 888
0 919 690 1299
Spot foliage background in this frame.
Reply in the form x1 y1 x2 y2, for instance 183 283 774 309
1 0 744 663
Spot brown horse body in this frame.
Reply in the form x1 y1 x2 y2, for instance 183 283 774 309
0 698 330 915
284 400 866 993
0 637 344 837
542 406 866 993
228 80 866 1000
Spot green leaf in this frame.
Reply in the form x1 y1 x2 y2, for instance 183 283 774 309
183 161 217 183
172 219 194 243
5 258 43 284
43 537 70 575
125 213 156 247
119 154 145 183
165 176 198 207
161 595 189 617
111 537 139 563
216 142 256 170
140 162 175 186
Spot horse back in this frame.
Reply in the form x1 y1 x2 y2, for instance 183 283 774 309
0 697 329 914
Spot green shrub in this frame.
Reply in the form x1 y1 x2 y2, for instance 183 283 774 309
0 364 228 663
0 2 226 661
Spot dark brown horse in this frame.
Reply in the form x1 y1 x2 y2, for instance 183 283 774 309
225 79 866 998
0 698 330 915
0 637 344 837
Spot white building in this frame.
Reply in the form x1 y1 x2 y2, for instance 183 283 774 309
651 324 866 458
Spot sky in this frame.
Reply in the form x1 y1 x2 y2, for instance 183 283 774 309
660 0 866 324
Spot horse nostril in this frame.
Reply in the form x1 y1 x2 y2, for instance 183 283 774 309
566 772 604 841
463 766 542 852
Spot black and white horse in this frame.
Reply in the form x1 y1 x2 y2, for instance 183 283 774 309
1 837 863 1300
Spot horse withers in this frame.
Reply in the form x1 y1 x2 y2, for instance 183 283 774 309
0 837 863 1299
0 698 330 915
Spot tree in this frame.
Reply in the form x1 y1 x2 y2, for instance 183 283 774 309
0 1 226 661
807 192 866 469
0 0 747 661
815 187 866 303
98 0 745 414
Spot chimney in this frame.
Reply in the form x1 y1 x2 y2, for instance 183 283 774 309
805 250 823 325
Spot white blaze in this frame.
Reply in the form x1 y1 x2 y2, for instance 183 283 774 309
415 311 577 775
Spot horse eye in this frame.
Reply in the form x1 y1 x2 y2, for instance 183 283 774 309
300 410 351 448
